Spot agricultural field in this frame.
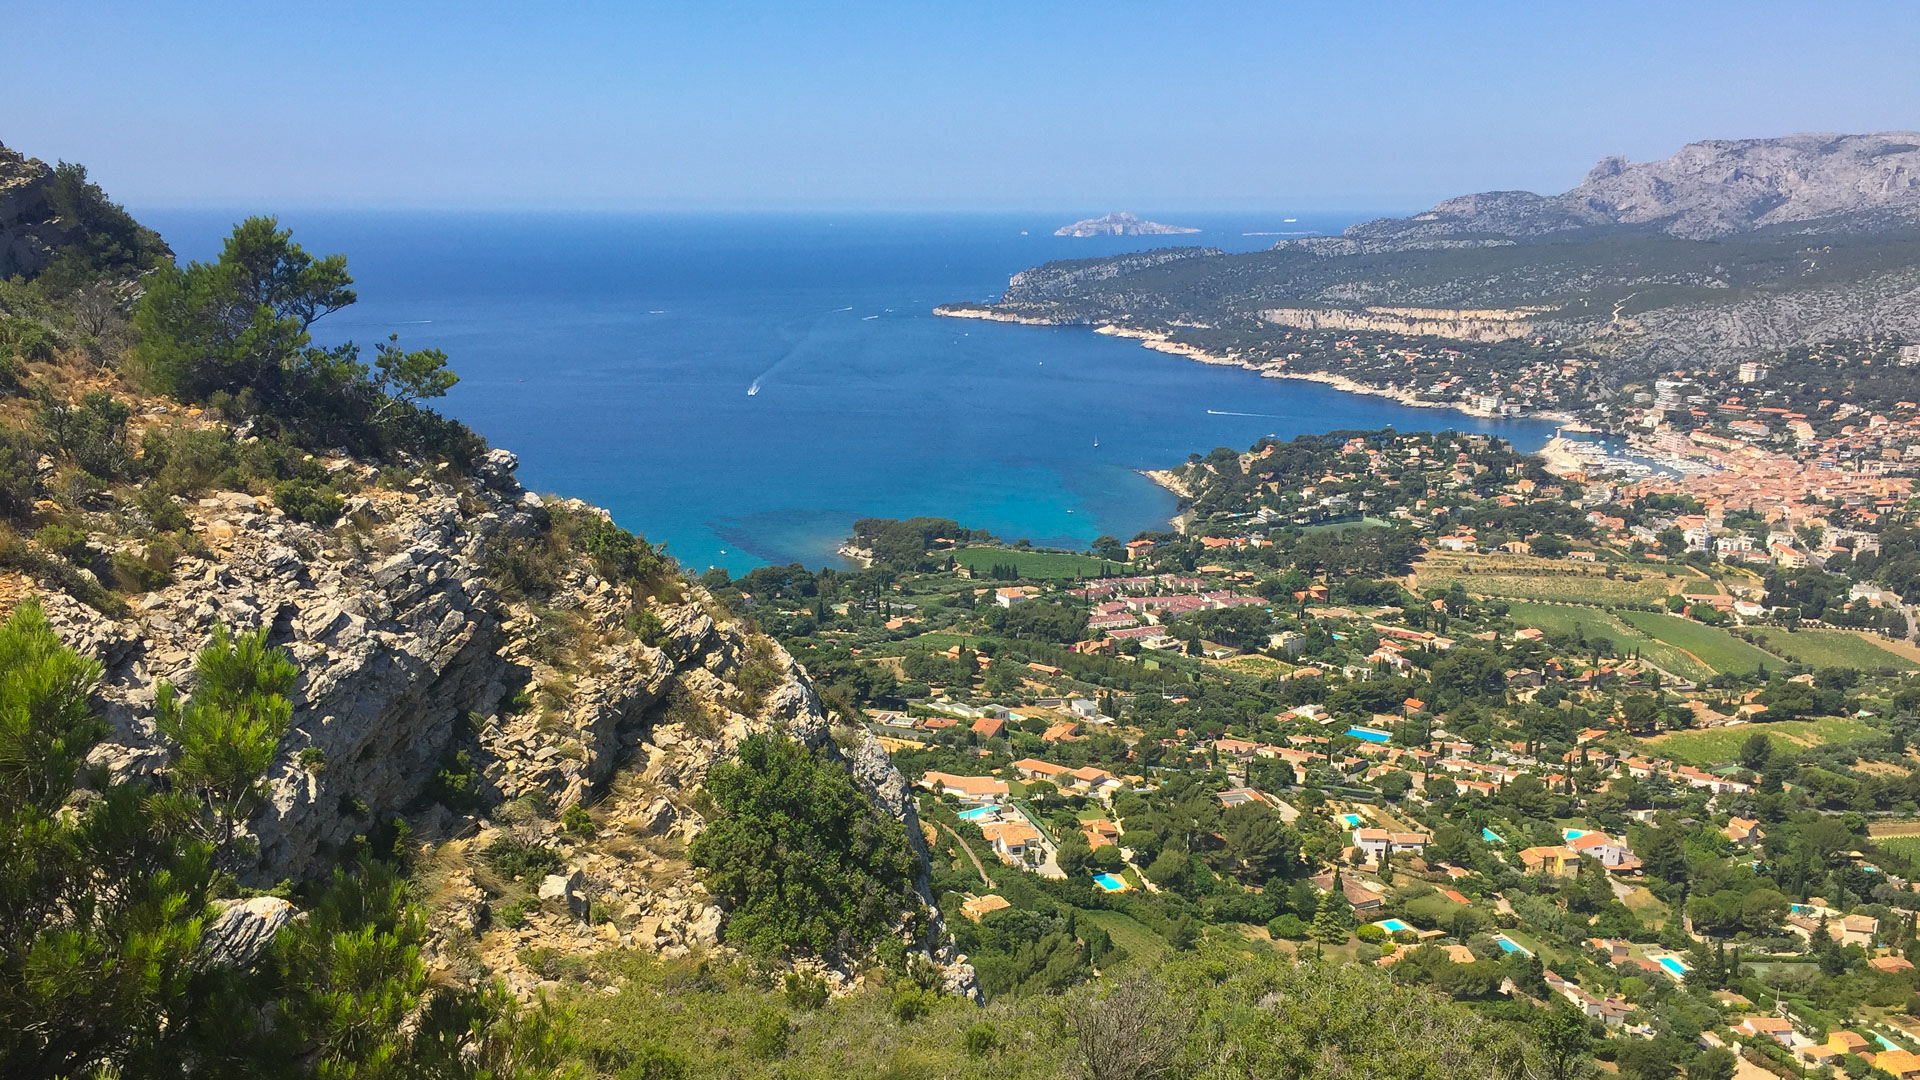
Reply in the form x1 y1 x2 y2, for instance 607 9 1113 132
1750 629 1918 672
952 546 1123 581
1078 909 1167 964
1874 836 1920 864
1414 553 1677 606
1639 717 1880 766
1206 654 1294 677
1502 602 1716 682
1615 610 1780 674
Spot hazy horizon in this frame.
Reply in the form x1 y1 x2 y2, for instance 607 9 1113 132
9 1 1918 213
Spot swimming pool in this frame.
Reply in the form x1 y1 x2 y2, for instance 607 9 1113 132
1495 935 1532 956
958 806 995 821
1338 813 1364 827
1562 828 1588 841
1371 918 1411 933
1346 726 1391 744
1481 827 1504 844
1656 957 1688 977
1877 1036 1901 1052
1092 873 1126 892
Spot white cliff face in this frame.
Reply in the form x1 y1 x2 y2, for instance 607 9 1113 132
32 441 973 996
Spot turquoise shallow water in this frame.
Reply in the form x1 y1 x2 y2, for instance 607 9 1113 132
141 210 1558 573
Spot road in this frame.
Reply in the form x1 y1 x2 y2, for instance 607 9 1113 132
939 822 995 888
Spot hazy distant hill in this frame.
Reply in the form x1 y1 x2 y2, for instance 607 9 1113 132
948 133 1920 369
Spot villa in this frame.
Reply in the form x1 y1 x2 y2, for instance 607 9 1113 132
919 771 1009 801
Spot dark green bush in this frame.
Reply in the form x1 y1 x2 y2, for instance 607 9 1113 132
272 479 344 525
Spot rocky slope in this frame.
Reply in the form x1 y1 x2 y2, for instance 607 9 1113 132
1294 131 1920 252
0 141 65 278
25 423 973 998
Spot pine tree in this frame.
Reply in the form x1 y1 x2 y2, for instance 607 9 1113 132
1312 889 1349 949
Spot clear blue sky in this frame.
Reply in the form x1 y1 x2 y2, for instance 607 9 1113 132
8 1 1918 211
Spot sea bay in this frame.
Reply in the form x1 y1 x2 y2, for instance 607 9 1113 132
141 210 1559 573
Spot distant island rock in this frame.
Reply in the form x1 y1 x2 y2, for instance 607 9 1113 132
1054 211 1200 237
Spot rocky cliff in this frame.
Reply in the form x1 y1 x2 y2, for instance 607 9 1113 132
26 424 972 997
0 141 64 279
1293 131 1920 252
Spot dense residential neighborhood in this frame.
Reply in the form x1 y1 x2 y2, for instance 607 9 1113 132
708 351 1920 1077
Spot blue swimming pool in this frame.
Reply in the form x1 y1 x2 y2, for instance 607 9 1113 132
1878 1036 1901 1052
1346 726 1391 744
1495 935 1532 956
1481 827 1504 844
1372 918 1411 933
1562 828 1588 841
958 806 995 821
1657 956 1688 977
1092 873 1126 892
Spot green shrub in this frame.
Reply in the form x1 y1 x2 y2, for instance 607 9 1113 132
629 607 670 648
482 835 564 881
273 479 344 525
109 541 174 593
135 485 190 531
746 1010 790 1060
33 522 91 562
962 1021 1001 1057
37 391 132 480
1267 913 1311 940
689 734 919 960
426 749 484 812
561 804 596 837
891 982 938 1023
494 897 534 927
783 971 829 1010
616 1044 687 1080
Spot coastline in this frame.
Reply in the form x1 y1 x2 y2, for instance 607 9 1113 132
936 306 1580 430
1140 468 1193 533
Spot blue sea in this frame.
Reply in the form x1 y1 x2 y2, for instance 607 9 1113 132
140 210 1558 573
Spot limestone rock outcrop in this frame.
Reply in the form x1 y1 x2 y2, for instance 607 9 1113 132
24 437 974 998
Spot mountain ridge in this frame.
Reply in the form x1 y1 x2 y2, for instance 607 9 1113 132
1289 131 1920 253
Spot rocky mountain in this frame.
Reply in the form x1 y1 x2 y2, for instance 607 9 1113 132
1295 131 1920 253
1054 211 1200 237
0 140 169 280
945 132 1920 369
